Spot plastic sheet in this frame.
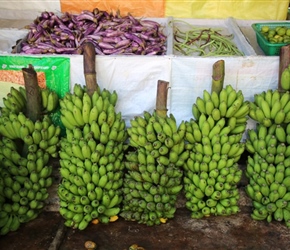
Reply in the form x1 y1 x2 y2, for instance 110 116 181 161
60 0 165 17
165 0 289 20
0 29 27 53
0 1 60 20
69 55 172 126
0 0 288 20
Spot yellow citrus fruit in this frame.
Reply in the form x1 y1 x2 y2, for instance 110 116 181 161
278 36 284 43
277 27 286 36
268 30 276 36
275 26 282 32
261 26 269 33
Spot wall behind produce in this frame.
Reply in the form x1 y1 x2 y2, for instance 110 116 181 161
69 55 172 127
0 0 288 20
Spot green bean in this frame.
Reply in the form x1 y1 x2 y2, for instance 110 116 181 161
170 20 244 56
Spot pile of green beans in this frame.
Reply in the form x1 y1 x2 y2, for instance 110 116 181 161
171 20 244 57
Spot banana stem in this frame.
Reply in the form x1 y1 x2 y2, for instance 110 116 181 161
22 64 42 157
22 64 42 123
155 80 169 118
211 59 225 94
278 44 290 93
83 42 98 96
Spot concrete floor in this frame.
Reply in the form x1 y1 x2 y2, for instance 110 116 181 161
1 154 290 250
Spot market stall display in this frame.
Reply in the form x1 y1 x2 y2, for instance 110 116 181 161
0 2 290 247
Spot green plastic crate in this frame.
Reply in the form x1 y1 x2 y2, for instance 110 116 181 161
252 22 290 56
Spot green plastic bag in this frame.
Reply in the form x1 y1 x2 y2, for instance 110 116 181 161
0 55 70 99
0 55 70 129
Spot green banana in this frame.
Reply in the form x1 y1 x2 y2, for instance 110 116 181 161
274 207 284 222
275 125 286 143
195 97 206 114
281 67 290 91
60 109 79 128
270 99 282 120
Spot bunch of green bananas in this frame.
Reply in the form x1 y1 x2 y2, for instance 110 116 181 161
58 84 127 230
0 112 60 157
245 123 290 227
0 86 27 115
183 85 249 218
281 64 290 91
0 152 52 235
0 86 61 235
0 117 59 235
0 86 59 117
120 111 187 226
192 85 249 132
248 89 290 127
